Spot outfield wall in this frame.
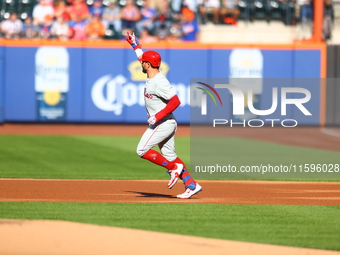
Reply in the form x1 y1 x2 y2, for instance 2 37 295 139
0 45 3 124
0 41 326 124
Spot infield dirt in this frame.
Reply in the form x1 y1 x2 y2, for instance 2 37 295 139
0 179 340 205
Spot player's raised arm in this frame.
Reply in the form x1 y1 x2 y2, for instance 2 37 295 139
125 32 144 59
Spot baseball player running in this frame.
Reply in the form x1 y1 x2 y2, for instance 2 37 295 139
126 32 202 199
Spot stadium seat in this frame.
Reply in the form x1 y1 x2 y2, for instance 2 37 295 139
282 0 296 25
17 0 35 20
238 0 251 22
0 0 5 21
252 0 269 21
102 0 110 7
267 0 283 22
104 23 120 39
1 0 19 20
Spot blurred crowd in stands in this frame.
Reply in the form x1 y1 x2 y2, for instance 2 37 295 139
0 0 200 41
0 0 334 42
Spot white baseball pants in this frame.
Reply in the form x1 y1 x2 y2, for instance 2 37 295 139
136 119 178 161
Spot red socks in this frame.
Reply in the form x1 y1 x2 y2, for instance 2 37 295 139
142 149 176 170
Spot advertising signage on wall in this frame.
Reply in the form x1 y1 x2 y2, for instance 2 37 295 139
35 47 69 121
1 42 325 125
0 45 2 124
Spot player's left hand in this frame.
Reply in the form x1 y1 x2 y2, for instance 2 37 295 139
126 31 141 50
148 115 157 125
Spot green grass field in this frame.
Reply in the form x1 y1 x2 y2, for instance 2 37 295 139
1 135 339 180
1 202 339 250
0 134 339 250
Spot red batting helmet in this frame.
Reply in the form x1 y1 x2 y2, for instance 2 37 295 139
139 50 161 67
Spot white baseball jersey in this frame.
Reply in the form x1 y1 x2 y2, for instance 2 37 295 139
136 71 178 160
144 72 176 120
